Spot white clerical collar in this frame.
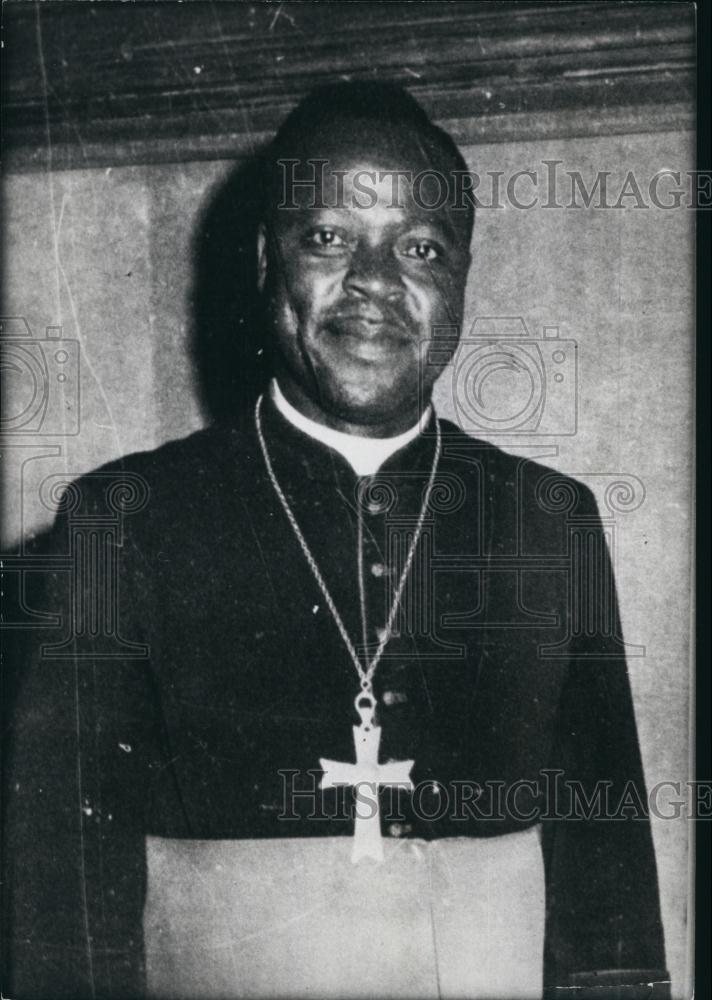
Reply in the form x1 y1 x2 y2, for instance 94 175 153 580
270 379 431 477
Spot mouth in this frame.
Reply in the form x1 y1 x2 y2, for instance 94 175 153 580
323 321 411 364
323 312 412 358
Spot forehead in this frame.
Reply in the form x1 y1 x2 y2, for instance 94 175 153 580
274 126 468 240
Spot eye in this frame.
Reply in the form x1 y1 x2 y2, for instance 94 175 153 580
404 240 444 262
304 228 347 249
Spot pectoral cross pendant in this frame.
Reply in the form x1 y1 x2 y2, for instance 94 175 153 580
320 693 414 863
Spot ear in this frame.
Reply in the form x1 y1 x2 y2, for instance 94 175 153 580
256 223 268 293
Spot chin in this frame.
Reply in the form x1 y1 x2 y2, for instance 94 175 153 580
327 381 420 429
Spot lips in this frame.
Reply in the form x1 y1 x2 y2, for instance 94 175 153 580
325 310 410 342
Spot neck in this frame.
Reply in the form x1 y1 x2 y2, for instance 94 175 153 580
269 380 431 477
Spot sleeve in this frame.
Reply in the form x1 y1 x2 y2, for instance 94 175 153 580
3 472 162 999
541 484 670 998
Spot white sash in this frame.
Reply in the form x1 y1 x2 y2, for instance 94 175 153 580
145 830 545 999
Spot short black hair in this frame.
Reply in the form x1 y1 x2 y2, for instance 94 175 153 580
259 80 474 242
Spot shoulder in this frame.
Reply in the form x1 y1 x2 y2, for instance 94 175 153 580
55 422 254 524
436 416 599 519
96 423 239 477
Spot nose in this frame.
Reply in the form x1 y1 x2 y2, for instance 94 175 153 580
343 242 404 305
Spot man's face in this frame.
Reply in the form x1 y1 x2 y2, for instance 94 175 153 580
258 132 471 435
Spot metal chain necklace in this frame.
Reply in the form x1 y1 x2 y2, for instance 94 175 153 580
254 393 442 700
255 392 441 862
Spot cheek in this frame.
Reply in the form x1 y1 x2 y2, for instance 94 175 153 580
405 273 463 328
279 266 343 327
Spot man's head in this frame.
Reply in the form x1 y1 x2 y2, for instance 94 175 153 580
257 81 473 436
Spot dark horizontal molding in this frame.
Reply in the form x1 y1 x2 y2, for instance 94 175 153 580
5 102 695 174
2 0 696 173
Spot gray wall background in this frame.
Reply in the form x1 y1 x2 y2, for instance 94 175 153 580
3 128 694 995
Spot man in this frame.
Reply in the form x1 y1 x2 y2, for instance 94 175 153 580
5 82 668 998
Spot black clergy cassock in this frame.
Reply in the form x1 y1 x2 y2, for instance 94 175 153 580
4 397 668 998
